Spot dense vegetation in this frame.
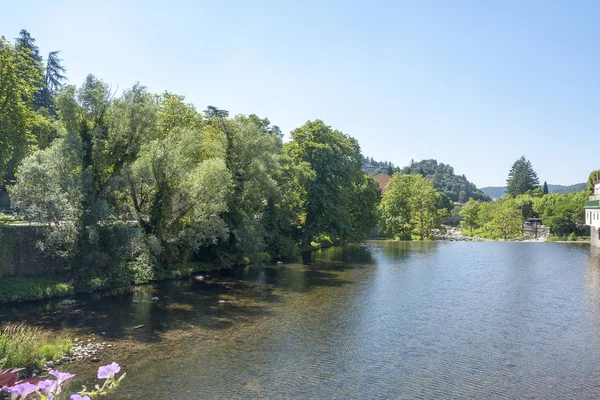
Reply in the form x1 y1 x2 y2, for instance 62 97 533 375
2 30 379 291
0 29 595 299
380 173 451 240
363 157 490 202
460 172 588 240
0 324 72 370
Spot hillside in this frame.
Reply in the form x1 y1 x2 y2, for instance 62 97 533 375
480 183 586 199
363 158 490 202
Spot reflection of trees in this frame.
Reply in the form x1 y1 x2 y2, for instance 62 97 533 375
377 241 437 261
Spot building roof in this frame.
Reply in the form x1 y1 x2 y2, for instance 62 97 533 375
373 173 392 191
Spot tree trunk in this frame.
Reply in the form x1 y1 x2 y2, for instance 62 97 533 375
301 251 312 265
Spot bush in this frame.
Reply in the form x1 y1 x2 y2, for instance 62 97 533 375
0 324 72 370
568 232 577 241
0 277 73 304
0 214 16 225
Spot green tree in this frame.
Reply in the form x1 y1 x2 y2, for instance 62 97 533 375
542 181 548 194
410 174 448 240
285 120 377 262
486 196 523 239
381 173 448 240
458 190 468 203
203 112 281 266
459 199 481 234
534 191 586 236
380 174 414 240
506 156 539 196
0 36 43 187
587 170 600 194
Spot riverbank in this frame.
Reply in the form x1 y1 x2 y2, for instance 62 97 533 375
0 261 222 305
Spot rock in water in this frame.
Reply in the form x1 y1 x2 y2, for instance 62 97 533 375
194 275 205 282
151 297 159 302
62 299 76 306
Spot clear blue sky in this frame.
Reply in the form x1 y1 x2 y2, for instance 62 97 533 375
3 0 599 187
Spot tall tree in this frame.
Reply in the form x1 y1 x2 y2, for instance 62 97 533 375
410 174 448 240
285 120 378 262
542 181 548 195
506 156 539 196
0 36 43 187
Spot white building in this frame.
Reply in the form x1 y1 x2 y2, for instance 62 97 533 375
585 180 600 247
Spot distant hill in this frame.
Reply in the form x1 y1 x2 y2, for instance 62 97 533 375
480 187 506 199
548 183 586 194
362 157 490 202
480 183 586 199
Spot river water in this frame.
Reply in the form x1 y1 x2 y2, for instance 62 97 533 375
2 241 600 399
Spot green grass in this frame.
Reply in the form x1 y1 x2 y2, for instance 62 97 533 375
460 228 521 240
547 235 590 242
0 277 73 304
0 324 72 370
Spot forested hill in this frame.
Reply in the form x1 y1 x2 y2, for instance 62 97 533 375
362 158 490 202
481 183 586 199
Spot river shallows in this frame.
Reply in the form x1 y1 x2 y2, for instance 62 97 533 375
2 242 600 399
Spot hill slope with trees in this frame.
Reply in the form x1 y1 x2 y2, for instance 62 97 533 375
362 158 490 202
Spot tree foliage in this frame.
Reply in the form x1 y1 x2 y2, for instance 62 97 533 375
0 36 43 186
380 173 449 240
285 120 379 256
506 156 539 196
459 199 481 234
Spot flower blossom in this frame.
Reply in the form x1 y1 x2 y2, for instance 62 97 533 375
49 370 76 385
70 395 91 400
3 382 39 400
97 362 120 379
37 379 57 394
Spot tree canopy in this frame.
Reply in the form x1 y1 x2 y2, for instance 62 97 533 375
506 156 539 196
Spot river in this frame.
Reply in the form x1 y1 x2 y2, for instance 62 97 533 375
2 241 600 399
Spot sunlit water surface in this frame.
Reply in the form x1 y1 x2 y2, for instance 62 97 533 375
2 242 600 399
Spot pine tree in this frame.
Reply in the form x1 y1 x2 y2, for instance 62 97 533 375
542 181 548 194
506 156 539 196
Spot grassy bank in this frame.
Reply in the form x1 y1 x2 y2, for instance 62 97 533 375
0 277 73 304
0 324 72 370
460 228 521 240
0 261 222 304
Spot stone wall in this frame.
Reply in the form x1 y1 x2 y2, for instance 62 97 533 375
591 227 600 249
0 226 63 278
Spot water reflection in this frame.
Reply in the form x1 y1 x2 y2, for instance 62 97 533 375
2 243 600 399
